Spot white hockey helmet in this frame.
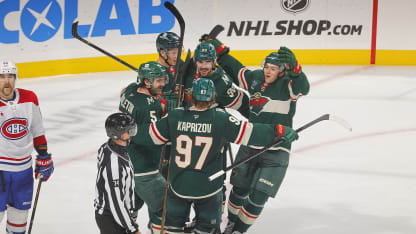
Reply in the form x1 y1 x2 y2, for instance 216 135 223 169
0 61 18 79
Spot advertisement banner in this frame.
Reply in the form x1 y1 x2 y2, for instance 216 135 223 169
0 0 414 77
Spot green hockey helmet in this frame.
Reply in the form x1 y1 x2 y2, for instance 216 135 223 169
137 61 168 86
194 42 216 62
192 78 216 102
156 32 180 53
262 52 285 72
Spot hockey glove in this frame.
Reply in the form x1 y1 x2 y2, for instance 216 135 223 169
276 124 299 143
199 34 229 58
35 154 54 182
199 34 210 42
278 46 302 78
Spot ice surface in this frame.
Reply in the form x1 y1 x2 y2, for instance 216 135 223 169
2 65 414 233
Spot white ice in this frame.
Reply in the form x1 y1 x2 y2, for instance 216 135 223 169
1 65 415 234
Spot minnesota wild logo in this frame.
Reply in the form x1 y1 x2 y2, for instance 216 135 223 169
249 92 270 115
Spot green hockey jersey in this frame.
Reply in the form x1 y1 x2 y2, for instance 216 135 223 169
161 59 185 94
218 54 310 150
119 82 166 174
132 107 283 199
183 64 249 117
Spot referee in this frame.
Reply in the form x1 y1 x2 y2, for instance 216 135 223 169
94 113 141 234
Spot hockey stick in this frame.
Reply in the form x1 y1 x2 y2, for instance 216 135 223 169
27 176 43 234
176 49 191 107
164 2 186 92
208 24 225 39
209 114 352 181
71 21 138 72
227 143 234 165
199 24 225 43
160 3 185 233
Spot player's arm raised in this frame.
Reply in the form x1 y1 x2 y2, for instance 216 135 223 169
278 46 310 99
201 34 255 91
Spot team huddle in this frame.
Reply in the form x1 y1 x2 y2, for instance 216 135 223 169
95 31 310 234
0 28 309 234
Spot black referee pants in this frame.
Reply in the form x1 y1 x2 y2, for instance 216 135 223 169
95 210 130 234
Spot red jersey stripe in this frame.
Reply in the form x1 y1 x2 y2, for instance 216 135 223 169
239 68 248 90
7 221 27 227
0 155 31 162
151 123 167 143
235 121 247 144
226 92 242 108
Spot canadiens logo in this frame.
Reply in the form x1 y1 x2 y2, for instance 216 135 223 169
1 118 29 140
249 93 270 115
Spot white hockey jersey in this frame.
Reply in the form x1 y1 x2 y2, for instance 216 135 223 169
0 88 46 172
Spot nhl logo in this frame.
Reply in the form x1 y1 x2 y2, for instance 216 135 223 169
281 0 310 14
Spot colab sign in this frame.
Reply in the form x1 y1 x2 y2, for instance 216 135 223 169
0 0 175 43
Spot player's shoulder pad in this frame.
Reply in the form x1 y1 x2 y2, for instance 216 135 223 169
210 67 225 79
214 108 242 126
214 107 227 113
212 107 229 120
252 69 266 79
163 107 184 121
167 107 185 116
17 88 39 106
123 82 138 95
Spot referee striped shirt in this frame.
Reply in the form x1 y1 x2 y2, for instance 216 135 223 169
94 139 138 233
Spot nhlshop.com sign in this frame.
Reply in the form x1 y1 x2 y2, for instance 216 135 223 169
0 0 175 44
226 20 363 37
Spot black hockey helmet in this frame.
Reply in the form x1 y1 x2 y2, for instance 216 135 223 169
105 113 137 139
156 32 180 54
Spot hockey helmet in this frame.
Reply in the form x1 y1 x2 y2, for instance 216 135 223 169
137 61 168 86
262 52 285 72
194 42 216 62
0 61 18 79
105 113 137 139
156 32 180 54
192 78 216 102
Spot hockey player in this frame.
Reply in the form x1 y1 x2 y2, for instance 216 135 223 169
95 112 141 234
201 35 310 233
119 61 168 233
156 31 183 89
0 61 54 233
182 42 251 232
183 42 250 118
156 32 187 106
131 78 299 234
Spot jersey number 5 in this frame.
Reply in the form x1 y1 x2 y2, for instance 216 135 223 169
175 135 213 170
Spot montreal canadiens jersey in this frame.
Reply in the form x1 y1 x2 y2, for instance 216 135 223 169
0 88 46 171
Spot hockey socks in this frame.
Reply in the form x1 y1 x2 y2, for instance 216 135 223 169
227 187 250 223
230 189 269 233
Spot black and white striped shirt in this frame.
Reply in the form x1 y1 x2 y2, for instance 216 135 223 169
94 139 137 233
